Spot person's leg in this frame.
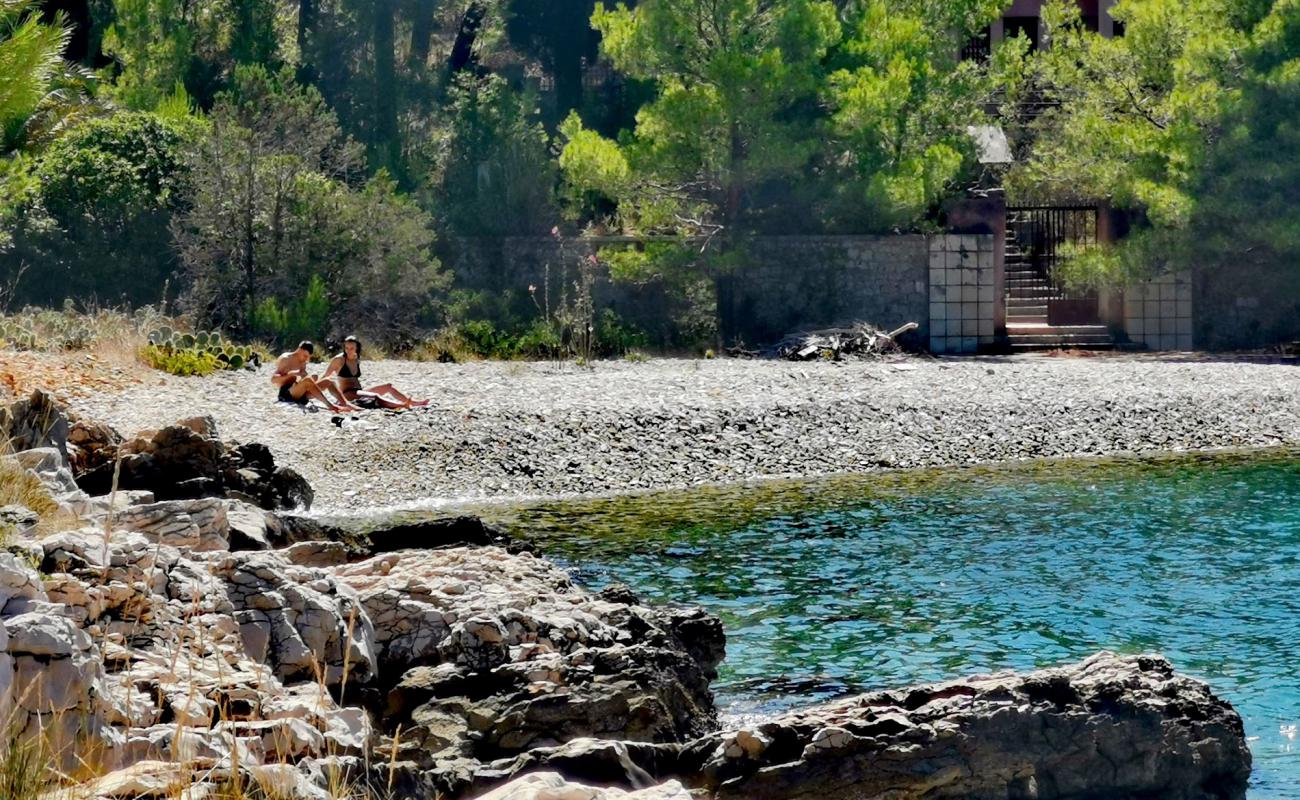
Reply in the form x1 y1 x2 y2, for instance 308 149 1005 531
355 390 407 411
366 383 427 408
316 377 359 410
291 378 345 412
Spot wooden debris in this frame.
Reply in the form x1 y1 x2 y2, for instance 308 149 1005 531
774 322 919 361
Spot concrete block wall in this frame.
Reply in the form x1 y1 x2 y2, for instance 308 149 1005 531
929 235 997 354
1125 272 1193 351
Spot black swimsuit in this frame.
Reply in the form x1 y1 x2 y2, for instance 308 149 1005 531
277 378 306 404
340 357 380 408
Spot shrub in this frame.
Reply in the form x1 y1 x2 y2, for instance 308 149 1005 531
249 275 331 347
594 309 648 356
1 112 200 307
140 343 222 376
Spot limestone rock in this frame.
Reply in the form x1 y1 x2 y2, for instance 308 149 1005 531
0 389 70 466
688 651 1251 800
0 505 39 538
212 551 377 688
9 446 90 511
5 611 92 656
331 546 722 792
226 501 272 550
74 419 316 512
66 414 122 476
111 498 230 552
478 771 693 800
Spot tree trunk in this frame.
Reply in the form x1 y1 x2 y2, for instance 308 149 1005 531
716 119 745 345
373 0 400 175
408 0 436 70
242 136 257 323
447 1 486 75
297 0 316 84
553 47 584 118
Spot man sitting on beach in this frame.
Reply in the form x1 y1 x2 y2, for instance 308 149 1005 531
271 341 356 412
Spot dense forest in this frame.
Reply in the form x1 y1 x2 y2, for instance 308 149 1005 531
1 0 1297 352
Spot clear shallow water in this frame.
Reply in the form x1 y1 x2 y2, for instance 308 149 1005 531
493 454 1300 798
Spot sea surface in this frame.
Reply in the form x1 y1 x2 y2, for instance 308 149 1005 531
490 452 1300 798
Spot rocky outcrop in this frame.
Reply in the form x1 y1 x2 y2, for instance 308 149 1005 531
210 549 378 689
56 411 314 512
689 651 1250 800
330 547 724 796
465 652 1251 800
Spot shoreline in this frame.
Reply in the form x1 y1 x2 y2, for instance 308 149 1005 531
71 354 1300 514
325 443 1300 527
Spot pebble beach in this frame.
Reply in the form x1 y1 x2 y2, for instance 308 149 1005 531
73 354 1300 514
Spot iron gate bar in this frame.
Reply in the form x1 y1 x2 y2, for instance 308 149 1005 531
1006 204 1099 299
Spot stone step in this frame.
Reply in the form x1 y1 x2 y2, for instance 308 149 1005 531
1006 323 1111 336
1009 340 1116 351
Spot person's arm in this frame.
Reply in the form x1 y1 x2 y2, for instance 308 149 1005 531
272 354 292 383
321 355 342 380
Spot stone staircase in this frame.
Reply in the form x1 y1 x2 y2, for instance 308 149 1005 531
1004 229 1113 351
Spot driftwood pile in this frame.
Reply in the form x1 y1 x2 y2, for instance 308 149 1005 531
771 322 919 361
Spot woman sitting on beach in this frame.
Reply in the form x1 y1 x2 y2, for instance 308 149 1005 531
322 335 429 410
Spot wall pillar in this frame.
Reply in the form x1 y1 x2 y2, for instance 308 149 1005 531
1099 0 1116 37
1094 201 1125 329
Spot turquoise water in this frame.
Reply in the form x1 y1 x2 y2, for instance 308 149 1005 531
500 455 1300 798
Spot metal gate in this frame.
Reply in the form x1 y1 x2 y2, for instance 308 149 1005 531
1006 204 1100 326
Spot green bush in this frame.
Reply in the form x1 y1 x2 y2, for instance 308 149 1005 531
1 112 200 307
594 309 648 356
249 275 331 347
140 344 221 376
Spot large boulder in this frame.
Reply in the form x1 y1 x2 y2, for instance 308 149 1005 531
75 421 314 512
689 651 1250 800
329 546 723 795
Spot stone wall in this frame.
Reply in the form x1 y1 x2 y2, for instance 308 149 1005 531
449 235 931 348
929 234 997 354
1193 263 1300 350
720 235 929 346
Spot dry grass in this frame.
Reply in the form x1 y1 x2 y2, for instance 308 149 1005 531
0 457 58 520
